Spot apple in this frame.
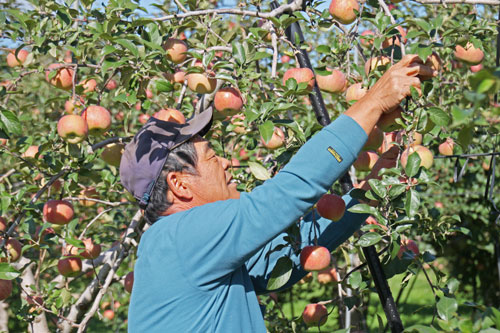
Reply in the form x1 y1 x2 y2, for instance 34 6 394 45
0 238 22 262
239 148 249 161
145 89 153 99
64 96 85 114
365 215 388 232
261 127 285 149
43 200 74 225
22 145 40 159
316 193 346 221
231 115 247 134
80 187 98 207
397 239 419 259
299 272 313 284
439 138 454 156
57 256 82 277
57 115 88 144
103 309 115 320
317 267 338 284
283 68 315 91
300 245 331 271
470 64 483 72
401 144 434 169
0 217 7 232
214 87 244 116
79 79 97 93
45 64 74 90
365 56 391 76
377 106 404 132
0 280 12 301
410 132 423 146
63 50 73 63
101 143 125 167
378 131 398 154
164 70 186 85
425 52 442 73
82 105 112 135
33 226 55 244
281 55 291 63
354 151 379 172
163 38 188 64
0 138 7 146
230 158 240 168
153 108 186 124
454 42 484 65
302 303 328 327
6 49 29 67
138 113 150 124
360 30 375 47
186 72 217 94
105 79 117 90
345 83 367 102
115 111 124 121
363 126 383 151
434 201 444 209
78 238 101 259
328 0 360 25
124 271 134 293
382 26 407 48
316 68 346 93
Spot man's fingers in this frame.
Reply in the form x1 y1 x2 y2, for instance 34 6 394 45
397 54 423 68
405 63 435 78
406 77 422 95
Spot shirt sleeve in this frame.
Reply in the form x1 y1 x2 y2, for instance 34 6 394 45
175 115 368 288
246 193 369 294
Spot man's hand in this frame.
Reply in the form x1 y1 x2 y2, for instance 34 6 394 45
364 54 436 114
358 146 400 193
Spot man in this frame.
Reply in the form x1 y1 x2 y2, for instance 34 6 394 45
120 55 434 332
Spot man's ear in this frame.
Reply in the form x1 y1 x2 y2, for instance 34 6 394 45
165 171 193 201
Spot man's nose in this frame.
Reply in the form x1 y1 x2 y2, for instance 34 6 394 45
219 156 231 170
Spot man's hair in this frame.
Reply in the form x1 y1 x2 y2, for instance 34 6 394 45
143 139 198 225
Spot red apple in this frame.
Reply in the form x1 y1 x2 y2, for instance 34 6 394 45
354 151 379 172
6 49 29 67
164 70 186 84
424 52 442 75
378 131 398 154
0 217 7 232
300 245 331 271
365 56 391 76
45 64 74 90
153 108 186 124
57 256 82 277
261 127 285 149
363 126 384 151
214 87 244 116
317 267 338 284
124 271 134 293
438 138 454 156
138 113 150 124
302 303 328 326
0 238 22 262
316 194 345 221
145 89 153 99
283 68 315 91
231 114 247 134
82 105 112 135
239 148 249 161
401 144 434 169
64 96 85 114
164 38 188 64
345 83 367 102
105 79 117 91
186 72 217 94
43 200 74 225
79 187 98 207
360 30 375 47
79 79 97 93
470 64 483 72
382 26 407 48
454 42 484 65
101 143 125 167
281 55 291 63
377 106 404 132
57 115 88 144
316 68 346 93
0 280 12 301
397 239 419 259
81 238 101 259
329 0 360 25
103 309 115 320
22 145 40 159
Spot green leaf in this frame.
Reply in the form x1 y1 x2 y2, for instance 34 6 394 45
285 77 297 90
417 45 433 63
348 270 362 288
250 52 271 61
405 152 421 178
447 278 460 294
316 45 331 54
248 161 271 180
368 179 386 198
427 107 450 127
0 263 20 280
358 232 382 247
156 80 174 93
259 120 274 144
266 256 293 290
348 203 379 216
232 42 246 66
388 184 406 198
405 189 420 217
405 324 439 333
116 39 139 57
458 126 473 148
0 110 21 135
437 296 458 321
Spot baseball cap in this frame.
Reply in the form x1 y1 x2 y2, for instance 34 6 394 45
120 107 213 209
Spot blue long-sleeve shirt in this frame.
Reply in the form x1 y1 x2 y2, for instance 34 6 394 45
128 114 368 332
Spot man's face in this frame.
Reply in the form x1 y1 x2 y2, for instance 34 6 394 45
187 136 240 205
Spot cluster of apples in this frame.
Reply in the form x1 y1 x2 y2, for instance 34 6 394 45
0 217 21 301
